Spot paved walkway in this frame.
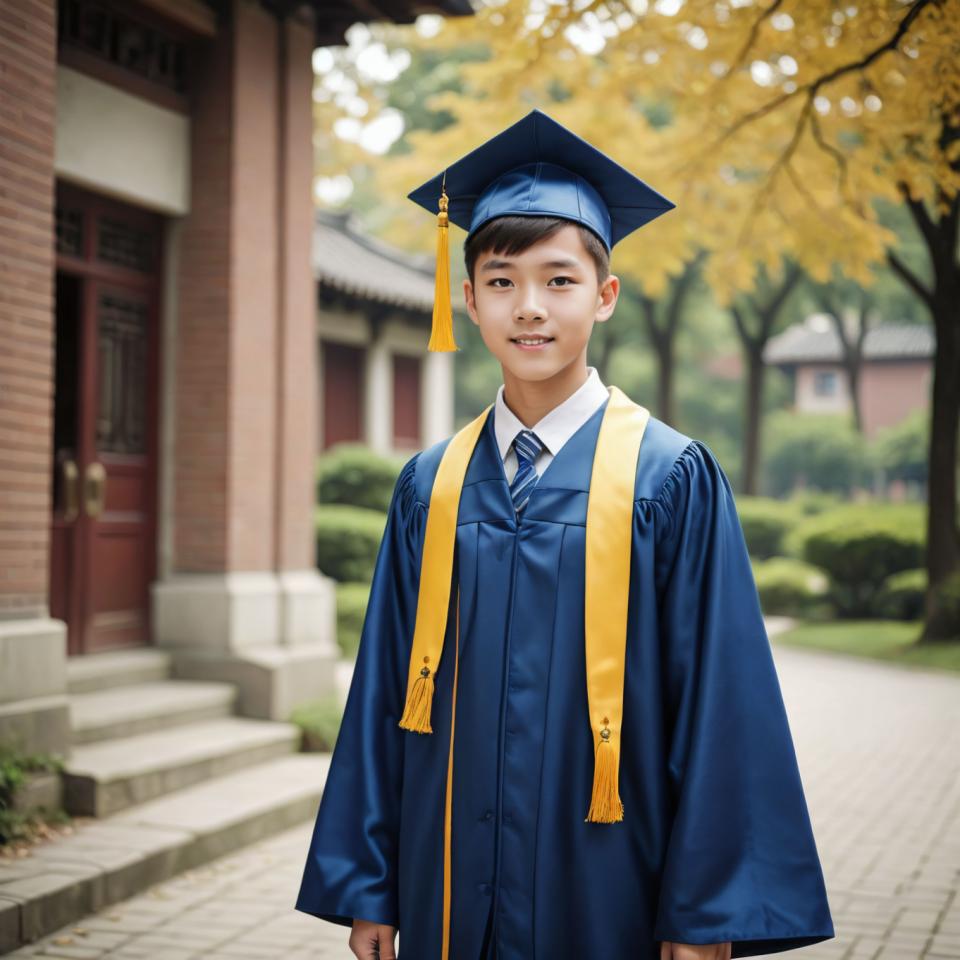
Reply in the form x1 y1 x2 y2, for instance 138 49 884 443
4 642 960 959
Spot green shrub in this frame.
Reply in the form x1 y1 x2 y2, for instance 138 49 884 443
787 503 925 617
336 580 371 659
0 747 65 846
315 504 386 582
737 497 799 559
763 411 872 496
871 408 929 486
290 694 345 752
752 557 830 616
785 489 845 517
877 568 926 621
317 444 406 512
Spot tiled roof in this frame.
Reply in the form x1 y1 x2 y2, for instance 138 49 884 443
764 320 934 365
314 208 462 314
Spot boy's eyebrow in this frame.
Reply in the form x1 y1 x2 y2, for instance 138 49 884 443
479 257 582 272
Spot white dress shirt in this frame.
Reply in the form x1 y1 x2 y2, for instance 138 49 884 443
494 366 610 485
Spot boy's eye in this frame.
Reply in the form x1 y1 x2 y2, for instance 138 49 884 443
487 277 576 287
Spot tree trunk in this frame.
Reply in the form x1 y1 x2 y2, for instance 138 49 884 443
657 334 675 426
888 157 959 643
743 344 764 495
730 261 802 494
921 285 960 641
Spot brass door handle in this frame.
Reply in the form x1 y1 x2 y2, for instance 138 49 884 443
61 458 79 522
84 462 106 518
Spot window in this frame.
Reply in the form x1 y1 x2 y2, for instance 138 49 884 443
813 370 837 397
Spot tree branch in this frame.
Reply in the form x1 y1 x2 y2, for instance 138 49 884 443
887 249 934 307
687 0 934 169
723 0 786 81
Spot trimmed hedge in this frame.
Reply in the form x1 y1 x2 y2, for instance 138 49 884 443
763 410 871 496
786 503 925 617
752 557 830 617
316 504 387 583
317 444 406 512
877 568 926 621
737 497 800 559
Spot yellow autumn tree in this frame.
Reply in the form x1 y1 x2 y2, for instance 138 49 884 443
344 0 957 641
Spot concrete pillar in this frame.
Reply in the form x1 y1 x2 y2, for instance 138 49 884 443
423 350 456 446
152 0 337 719
365 337 393 455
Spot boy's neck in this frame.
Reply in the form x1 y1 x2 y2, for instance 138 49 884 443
501 361 591 429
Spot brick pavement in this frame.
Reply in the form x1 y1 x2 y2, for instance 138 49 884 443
3 643 959 960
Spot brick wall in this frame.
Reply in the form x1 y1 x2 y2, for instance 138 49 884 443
0 0 57 616
174 0 315 574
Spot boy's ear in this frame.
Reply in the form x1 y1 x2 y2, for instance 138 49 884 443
463 278 480 326
595 274 620 323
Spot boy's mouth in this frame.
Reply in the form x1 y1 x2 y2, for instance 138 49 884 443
510 335 554 350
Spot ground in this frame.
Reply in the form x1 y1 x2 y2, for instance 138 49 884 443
3 641 960 960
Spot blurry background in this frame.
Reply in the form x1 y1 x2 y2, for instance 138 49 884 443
0 0 957 957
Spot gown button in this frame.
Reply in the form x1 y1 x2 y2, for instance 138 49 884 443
483 810 493 821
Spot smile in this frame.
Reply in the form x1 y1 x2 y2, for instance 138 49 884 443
511 336 554 349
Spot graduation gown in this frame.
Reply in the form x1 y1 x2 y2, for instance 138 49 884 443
295 393 835 959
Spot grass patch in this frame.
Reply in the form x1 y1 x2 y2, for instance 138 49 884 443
775 619 960 674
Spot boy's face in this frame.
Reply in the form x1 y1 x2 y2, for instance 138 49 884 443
463 223 619 384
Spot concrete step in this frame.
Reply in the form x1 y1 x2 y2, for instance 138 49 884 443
66 649 172 695
69 680 238 745
0 753 330 952
62 717 301 817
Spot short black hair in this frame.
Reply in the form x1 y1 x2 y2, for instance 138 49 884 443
464 215 610 287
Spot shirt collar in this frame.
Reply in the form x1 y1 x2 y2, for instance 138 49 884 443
493 366 609 461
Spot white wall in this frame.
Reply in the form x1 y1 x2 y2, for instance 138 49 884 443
55 65 190 215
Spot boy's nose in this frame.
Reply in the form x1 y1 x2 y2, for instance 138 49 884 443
514 301 545 322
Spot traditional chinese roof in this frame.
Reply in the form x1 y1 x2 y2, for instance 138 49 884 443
315 207 461 314
764 321 934 366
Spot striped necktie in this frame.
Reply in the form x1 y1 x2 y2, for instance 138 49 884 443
509 429 544 513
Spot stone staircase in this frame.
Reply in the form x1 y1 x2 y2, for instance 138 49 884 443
0 649 332 953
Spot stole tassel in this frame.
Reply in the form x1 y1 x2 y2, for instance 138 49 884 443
585 737 625 824
399 662 435 733
428 185 458 353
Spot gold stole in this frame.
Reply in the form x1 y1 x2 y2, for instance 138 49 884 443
399 383 650 821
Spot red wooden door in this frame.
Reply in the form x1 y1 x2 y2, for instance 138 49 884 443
322 340 365 449
50 183 162 655
392 353 422 448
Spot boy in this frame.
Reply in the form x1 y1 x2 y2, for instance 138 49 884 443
296 109 834 960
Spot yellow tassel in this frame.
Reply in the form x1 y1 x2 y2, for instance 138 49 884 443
399 662 435 733
428 184 458 352
585 737 624 823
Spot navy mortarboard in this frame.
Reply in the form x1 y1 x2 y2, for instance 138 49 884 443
406 107 676 351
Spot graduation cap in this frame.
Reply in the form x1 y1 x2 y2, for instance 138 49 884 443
406 107 676 351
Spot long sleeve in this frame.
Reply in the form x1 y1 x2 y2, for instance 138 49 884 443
295 452 423 929
652 440 835 956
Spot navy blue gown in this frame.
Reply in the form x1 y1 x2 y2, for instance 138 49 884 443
295 397 835 960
